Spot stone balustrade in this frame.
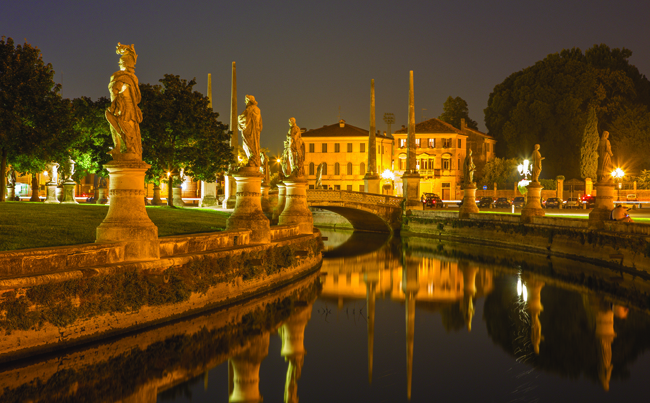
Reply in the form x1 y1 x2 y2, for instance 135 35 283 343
159 230 251 257
270 225 300 242
307 189 402 207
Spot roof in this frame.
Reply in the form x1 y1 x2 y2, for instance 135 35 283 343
301 120 393 139
462 126 495 140
393 118 463 135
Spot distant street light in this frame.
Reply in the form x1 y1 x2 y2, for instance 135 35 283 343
611 167 625 202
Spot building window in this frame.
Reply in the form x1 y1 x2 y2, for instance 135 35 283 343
399 159 405 170
347 185 353 191
415 138 421 148
322 143 327 153
347 162 353 175
458 158 461 170
399 139 406 148
309 185 314 189
347 143 353 152
360 143 366 153
486 143 490 152
322 164 328 175
309 143 314 153
335 143 340 153
309 162 315 175
359 185 365 192
360 162 365 175
334 185 341 190
458 138 462 148
335 162 340 175
442 158 450 170
429 138 435 148
442 139 451 148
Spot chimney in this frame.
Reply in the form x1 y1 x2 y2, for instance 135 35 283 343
460 118 466 131
339 119 345 128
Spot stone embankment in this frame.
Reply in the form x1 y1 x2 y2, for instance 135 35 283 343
403 210 650 274
0 225 322 363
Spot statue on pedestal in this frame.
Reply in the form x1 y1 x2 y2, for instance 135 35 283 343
238 95 262 167
532 144 544 182
281 139 292 178
462 149 476 186
260 151 270 184
45 162 59 184
6 167 16 187
287 117 305 177
597 131 613 183
62 158 76 182
105 43 143 161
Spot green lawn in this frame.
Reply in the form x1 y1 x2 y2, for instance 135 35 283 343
0 202 230 251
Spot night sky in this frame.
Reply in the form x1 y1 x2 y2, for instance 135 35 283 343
3 0 649 155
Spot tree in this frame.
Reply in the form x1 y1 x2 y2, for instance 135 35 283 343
484 44 649 178
0 37 74 201
477 157 519 187
139 74 232 207
580 106 599 180
438 96 478 130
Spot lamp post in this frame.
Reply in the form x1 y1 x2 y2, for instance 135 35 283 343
517 159 531 202
611 168 624 203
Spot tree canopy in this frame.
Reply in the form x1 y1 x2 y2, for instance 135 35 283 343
70 96 113 179
438 96 478 130
484 44 650 178
0 37 75 200
139 74 233 205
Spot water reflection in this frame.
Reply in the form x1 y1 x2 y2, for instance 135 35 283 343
1 231 650 402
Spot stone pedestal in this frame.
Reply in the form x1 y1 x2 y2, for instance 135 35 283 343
521 181 545 223
459 184 479 218
401 172 422 210
55 186 63 202
364 173 381 194
589 182 615 228
226 167 270 243
272 183 287 225
585 178 594 196
96 160 160 261
151 185 163 205
172 187 185 207
6 186 15 200
44 183 59 204
60 181 79 204
222 175 237 209
200 181 218 207
97 188 108 204
279 178 313 234
228 333 269 403
260 183 271 214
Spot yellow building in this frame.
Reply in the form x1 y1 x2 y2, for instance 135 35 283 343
392 118 495 200
302 120 393 191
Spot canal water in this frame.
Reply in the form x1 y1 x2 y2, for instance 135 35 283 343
1 228 649 402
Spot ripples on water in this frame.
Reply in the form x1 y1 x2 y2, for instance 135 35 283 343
1 228 649 403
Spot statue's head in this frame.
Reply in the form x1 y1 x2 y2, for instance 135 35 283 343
116 43 137 71
289 117 296 126
603 131 609 139
534 144 540 150
245 95 257 105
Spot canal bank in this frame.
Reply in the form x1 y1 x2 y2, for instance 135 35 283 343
0 225 323 364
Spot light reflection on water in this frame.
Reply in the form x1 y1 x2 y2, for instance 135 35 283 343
1 229 649 403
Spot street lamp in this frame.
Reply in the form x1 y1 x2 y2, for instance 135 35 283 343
517 160 531 201
611 167 624 202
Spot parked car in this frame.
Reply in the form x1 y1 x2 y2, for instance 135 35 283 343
478 197 494 208
512 196 525 208
545 197 561 209
565 197 580 209
495 197 511 208
423 193 443 208
581 195 596 208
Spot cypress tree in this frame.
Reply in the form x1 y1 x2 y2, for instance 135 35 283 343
580 106 599 179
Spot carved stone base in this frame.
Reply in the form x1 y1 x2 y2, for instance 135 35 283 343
44 183 59 204
260 183 271 214
6 186 15 200
97 188 108 204
222 175 237 209
364 173 381 194
226 167 270 244
151 185 163 205
60 181 79 204
172 187 185 207
459 184 479 218
402 172 422 211
96 160 159 261
200 181 218 207
272 183 287 225
279 178 313 234
521 182 545 223
55 186 63 202
589 182 615 229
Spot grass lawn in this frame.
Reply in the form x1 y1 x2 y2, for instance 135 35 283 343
0 202 230 251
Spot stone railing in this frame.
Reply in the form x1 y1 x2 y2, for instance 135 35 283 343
159 230 251 258
307 189 403 207
270 225 300 241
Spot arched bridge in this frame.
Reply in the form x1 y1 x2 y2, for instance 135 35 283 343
306 189 403 233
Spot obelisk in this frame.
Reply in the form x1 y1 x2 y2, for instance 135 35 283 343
201 73 219 207
223 62 239 209
364 79 381 194
401 71 421 209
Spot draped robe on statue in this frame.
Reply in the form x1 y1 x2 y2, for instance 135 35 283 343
238 96 262 167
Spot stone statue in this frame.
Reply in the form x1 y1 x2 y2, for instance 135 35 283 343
6 167 16 187
462 149 476 185
281 139 292 177
62 158 76 182
287 117 305 177
238 95 262 167
315 162 326 188
597 131 613 183
105 43 143 160
532 144 544 182
99 176 108 188
45 162 59 184
260 151 270 183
